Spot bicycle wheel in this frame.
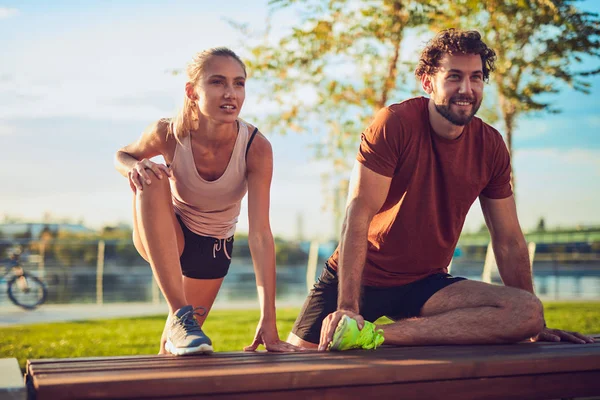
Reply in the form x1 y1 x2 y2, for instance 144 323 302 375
8 272 48 310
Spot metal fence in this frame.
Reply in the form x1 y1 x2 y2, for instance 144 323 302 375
0 238 320 307
1 237 599 307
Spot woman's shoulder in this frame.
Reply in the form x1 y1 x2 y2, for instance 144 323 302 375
145 118 177 146
137 118 176 158
243 122 271 155
242 122 272 174
156 118 173 139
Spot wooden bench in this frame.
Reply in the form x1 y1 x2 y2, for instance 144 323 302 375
24 335 600 399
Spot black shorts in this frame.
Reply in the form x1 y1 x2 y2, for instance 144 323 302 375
176 214 234 280
291 263 466 344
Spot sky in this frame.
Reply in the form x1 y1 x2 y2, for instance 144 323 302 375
1 0 599 240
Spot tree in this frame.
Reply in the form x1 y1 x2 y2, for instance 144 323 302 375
434 0 600 192
239 0 437 233
537 217 546 232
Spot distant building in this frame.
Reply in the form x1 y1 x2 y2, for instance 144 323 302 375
0 222 95 240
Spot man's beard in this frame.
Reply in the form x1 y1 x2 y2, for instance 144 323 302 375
434 95 481 126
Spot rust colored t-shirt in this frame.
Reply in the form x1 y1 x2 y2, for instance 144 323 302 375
327 97 513 287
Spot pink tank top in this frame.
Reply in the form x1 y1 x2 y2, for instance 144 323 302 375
169 120 251 239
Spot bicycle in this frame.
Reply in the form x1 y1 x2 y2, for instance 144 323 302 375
1 249 48 310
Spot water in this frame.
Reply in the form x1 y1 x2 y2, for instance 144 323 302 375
222 264 600 303
0 262 598 307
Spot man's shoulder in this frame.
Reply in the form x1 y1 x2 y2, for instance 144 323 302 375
386 96 429 117
470 116 504 142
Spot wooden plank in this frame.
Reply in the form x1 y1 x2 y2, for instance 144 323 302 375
198 371 600 400
26 339 600 400
27 340 600 374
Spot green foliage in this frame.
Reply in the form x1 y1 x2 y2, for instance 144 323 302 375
241 0 600 200
274 239 308 265
51 232 99 267
239 0 439 231
247 1 435 154
435 0 600 192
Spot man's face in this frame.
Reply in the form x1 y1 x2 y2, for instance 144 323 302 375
425 53 484 126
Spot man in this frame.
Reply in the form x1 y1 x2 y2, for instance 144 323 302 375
288 29 594 351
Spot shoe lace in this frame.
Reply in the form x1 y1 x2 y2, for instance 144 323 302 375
358 324 385 350
178 306 207 334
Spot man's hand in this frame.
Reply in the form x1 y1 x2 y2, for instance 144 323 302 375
318 309 364 351
532 327 595 344
244 319 304 352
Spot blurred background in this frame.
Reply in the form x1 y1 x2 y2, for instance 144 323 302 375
1 0 599 309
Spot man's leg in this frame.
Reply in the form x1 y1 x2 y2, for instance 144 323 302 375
379 280 544 345
288 264 343 349
289 264 390 349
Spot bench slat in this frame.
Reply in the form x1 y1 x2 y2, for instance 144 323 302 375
26 338 600 399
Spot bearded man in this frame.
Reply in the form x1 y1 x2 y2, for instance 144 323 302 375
288 29 594 351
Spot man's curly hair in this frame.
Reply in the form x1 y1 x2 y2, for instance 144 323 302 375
415 29 497 82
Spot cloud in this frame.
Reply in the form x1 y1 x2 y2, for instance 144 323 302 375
0 90 44 107
587 115 600 127
515 148 600 171
102 91 179 113
0 7 19 19
0 124 16 136
515 118 552 140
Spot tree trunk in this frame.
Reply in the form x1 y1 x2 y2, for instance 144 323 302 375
501 103 516 198
379 38 402 109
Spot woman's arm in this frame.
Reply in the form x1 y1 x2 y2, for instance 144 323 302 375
114 119 172 191
246 131 276 323
244 129 300 352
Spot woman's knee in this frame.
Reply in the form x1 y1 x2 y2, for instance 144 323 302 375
137 173 171 199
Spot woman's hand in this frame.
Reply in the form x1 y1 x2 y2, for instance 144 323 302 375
244 319 304 352
128 158 171 192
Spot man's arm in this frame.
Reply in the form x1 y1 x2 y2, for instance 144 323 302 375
479 194 533 292
318 161 391 350
480 194 594 343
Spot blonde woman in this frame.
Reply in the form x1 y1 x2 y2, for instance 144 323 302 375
115 48 298 355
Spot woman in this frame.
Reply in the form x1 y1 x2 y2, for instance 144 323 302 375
115 48 298 355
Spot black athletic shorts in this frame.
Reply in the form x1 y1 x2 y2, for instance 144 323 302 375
176 214 234 280
291 262 466 344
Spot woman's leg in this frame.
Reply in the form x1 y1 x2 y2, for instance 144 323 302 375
183 277 224 327
132 175 186 313
132 175 193 354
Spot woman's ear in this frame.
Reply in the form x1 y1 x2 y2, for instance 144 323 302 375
185 82 197 101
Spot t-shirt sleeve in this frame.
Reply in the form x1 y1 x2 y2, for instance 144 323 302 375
481 133 513 199
356 108 402 177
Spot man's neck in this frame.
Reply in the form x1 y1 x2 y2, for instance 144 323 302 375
427 99 465 140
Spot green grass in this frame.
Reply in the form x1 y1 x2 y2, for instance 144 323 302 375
1 302 599 371
1 308 300 371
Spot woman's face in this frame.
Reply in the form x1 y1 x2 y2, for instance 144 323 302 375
194 56 246 124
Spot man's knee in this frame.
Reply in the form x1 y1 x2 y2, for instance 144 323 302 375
503 290 545 341
521 293 545 338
